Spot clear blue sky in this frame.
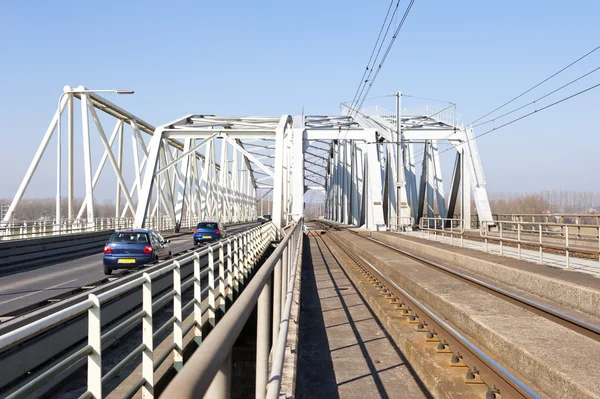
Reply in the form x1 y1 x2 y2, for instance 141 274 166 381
0 0 599 200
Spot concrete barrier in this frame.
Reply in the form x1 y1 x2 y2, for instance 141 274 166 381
0 231 114 275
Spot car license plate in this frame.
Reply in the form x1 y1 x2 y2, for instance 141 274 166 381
118 259 136 264
203 235 212 239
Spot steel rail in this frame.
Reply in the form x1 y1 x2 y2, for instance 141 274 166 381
319 227 540 399
364 234 600 342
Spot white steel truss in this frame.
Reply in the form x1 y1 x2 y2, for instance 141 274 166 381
2 87 258 233
2 86 493 237
359 92 494 229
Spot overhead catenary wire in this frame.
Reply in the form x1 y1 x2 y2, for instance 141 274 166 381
473 64 600 128
348 0 398 114
410 82 600 166
351 1 404 116
354 0 417 114
407 62 600 161
469 45 600 125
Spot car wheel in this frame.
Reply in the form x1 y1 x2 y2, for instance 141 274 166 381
104 267 112 276
168 251 172 257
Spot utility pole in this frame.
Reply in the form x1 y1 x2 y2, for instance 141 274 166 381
396 91 403 231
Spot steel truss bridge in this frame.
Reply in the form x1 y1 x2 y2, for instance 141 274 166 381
0 86 496 398
2 87 493 235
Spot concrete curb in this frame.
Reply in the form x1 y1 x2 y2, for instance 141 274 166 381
373 232 600 319
337 231 600 399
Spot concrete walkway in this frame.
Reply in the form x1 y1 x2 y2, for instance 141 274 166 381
296 234 431 399
405 231 600 276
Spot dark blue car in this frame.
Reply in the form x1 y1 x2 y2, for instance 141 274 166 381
103 229 171 275
193 222 227 245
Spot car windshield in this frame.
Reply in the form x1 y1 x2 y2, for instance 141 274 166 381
197 222 218 229
109 232 149 244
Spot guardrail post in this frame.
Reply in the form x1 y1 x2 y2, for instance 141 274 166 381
142 273 154 398
499 222 503 255
173 260 183 371
233 236 240 294
88 294 102 399
539 224 543 263
204 350 232 399
273 256 282 348
256 278 272 399
218 242 226 314
208 245 216 327
517 222 522 259
241 233 248 282
226 239 233 302
484 223 488 252
565 225 570 268
194 252 203 345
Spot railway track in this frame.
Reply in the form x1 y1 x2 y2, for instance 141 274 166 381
312 220 600 399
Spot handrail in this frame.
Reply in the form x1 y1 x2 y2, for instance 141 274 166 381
0 222 276 398
161 218 303 398
481 220 600 265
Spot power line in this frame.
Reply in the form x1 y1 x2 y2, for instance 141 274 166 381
351 0 403 114
412 82 600 165
354 0 417 113
473 64 600 128
408 63 600 161
348 0 397 114
469 45 600 125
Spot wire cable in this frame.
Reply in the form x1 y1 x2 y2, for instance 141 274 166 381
354 0 417 113
351 0 403 114
473 64 600 128
469 45 600 125
348 0 397 114
411 82 600 166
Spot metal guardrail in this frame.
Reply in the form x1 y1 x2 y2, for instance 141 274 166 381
0 222 277 398
494 213 600 226
409 217 600 266
419 217 465 246
0 230 113 275
161 218 304 399
389 216 415 232
0 215 257 241
480 220 600 265
0 217 177 241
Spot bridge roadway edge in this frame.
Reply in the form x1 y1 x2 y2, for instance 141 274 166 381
333 229 600 399
46 234 277 398
0 223 259 398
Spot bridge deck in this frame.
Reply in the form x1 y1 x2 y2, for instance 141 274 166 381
296 231 431 399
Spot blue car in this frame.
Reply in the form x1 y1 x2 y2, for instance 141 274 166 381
193 222 227 245
103 229 171 275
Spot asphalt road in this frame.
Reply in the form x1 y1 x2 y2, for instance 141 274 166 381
0 223 258 316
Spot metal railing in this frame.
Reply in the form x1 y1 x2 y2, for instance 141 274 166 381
409 217 600 266
0 214 258 241
161 218 304 399
0 217 178 241
389 216 415 232
493 213 600 226
481 220 600 265
419 217 465 246
0 222 277 398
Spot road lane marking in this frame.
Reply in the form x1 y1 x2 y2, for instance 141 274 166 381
0 278 79 306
